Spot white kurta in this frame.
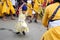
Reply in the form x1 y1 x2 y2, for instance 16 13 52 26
15 12 29 33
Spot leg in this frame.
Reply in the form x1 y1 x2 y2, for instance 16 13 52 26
16 32 20 34
28 16 32 23
10 10 15 20
34 13 38 23
2 13 7 21
22 31 25 35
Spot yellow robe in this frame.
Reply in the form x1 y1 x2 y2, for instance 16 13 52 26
1 0 8 14
2 0 15 15
7 0 15 14
0 2 3 16
41 26 60 40
33 0 44 13
41 2 60 40
39 0 44 4
33 0 39 13
27 3 32 16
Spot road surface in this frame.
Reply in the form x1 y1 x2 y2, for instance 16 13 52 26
0 18 46 40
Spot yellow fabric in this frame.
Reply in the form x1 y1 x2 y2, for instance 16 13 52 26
2 0 9 14
1 0 6 2
33 0 39 13
39 0 44 4
33 0 44 13
42 2 60 27
41 2 60 40
2 2 8 14
27 3 32 16
0 2 3 16
7 0 15 14
2 0 15 15
38 6 43 14
41 26 60 40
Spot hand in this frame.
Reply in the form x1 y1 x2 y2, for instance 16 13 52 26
24 2 26 5
47 26 49 30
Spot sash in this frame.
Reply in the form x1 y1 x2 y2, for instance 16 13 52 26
48 5 60 28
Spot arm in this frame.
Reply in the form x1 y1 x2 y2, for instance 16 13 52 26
42 7 49 27
20 3 26 8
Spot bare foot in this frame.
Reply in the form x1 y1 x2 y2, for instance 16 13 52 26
2 18 7 21
11 17 15 20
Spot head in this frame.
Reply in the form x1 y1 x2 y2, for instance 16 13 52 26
22 5 27 14
22 11 26 14
54 0 60 3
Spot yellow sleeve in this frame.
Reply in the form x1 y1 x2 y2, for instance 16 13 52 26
1 0 5 2
27 3 32 8
42 7 49 27
39 0 44 4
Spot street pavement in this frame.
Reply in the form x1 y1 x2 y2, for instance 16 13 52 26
0 18 46 40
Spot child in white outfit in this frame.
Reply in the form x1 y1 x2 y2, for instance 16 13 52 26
15 7 29 35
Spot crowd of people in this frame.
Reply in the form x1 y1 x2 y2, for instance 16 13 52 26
0 0 15 21
1 0 60 40
0 0 54 22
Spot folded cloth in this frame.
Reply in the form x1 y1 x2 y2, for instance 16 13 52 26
48 20 60 29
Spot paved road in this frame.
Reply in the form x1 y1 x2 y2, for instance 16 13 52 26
0 18 46 40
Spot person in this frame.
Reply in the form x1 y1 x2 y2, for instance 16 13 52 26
28 9 36 23
16 0 23 17
32 0 44 23
28 0 39 23
27 0 34 23
15 0 29 35
11 0 16 8
41 0 60 40
33 0 39 23
38 4 43 19
1 0 15 21
27 0 32 20
16 0 27 17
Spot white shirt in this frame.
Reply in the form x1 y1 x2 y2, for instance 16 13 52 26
27 0 32 4
48 20 60 29
32 10 36 14
11 0 15 5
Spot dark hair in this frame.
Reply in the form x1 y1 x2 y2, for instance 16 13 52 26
22 5 27 11
31 1 34 8
54 0 60 3
23 0 27 3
